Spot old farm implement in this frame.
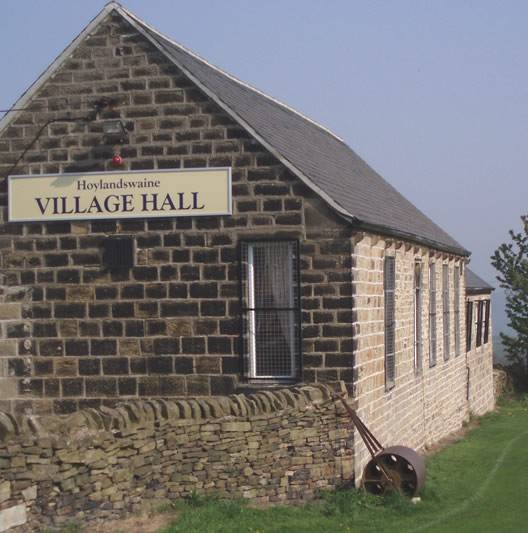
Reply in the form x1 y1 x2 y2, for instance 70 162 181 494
336 395 426 497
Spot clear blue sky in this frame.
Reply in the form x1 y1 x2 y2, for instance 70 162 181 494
1 0 527 333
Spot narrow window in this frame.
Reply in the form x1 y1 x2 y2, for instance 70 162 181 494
429 263 437 367
483 300 491 344
442 265 450 360
241 241 300 379
454 266 461 356
476 301 483 347
466 301 473 352
414 261 422 373
384 256 396 390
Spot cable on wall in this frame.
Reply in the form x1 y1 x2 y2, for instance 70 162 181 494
1 97 118 178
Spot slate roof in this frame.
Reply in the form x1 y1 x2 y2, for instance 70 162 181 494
124 9 468 256
465 268 494 293
0 3 469 256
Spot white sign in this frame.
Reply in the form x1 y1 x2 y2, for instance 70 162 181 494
8 168 232 222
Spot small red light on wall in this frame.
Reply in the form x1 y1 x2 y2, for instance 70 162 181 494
111 153 124 167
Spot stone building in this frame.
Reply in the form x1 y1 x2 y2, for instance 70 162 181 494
0 1 494 480
465 268 494 416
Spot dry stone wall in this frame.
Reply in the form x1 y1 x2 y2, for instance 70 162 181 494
0 382 353 530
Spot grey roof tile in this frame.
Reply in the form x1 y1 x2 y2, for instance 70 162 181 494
465 268 494 292
134 22 468 255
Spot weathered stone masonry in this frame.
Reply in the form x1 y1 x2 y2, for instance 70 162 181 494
0 383 353 530
0 12 354 417
0 4 496 524
466 292 494 416
350 234 492 479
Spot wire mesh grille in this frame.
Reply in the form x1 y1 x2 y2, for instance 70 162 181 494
102 237 134 269
429 263 437 367
414 262 423 373
244 310 299 376
454 266 460 356
384 257 396 388
443 265 450 360
240 241 300 379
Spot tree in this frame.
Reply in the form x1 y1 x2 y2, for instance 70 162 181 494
491 215 528 390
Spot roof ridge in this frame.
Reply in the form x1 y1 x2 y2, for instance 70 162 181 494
118 5 347 145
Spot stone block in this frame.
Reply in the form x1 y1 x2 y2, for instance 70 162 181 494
0 304 21 320
0 504 27 532
0 380 18 401
21 485 37 501
221 421 251 432
0 481 10 504
0 341 17 357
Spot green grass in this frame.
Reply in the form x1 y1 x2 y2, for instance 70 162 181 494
160 396 528 533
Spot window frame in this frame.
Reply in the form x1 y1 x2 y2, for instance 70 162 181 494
414 261 423 374
442 264 450 361
454 266 461 356
476 300 484 348
483 300 491 344
466 300 473 352
384 256 396 390
429 263 437 367
239 239 302 381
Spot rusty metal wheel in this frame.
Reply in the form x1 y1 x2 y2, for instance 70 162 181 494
361 445 426 497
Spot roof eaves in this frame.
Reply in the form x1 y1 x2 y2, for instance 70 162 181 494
0 3 117 136
466 286 494 294
354 219 470 257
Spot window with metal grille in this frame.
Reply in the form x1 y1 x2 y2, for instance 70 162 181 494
483 300 491 344
454 266 461 356
102 237 135 269
476 301 484 347
429 263 437 367
240 241 301 379
414 261 422 373
442 265 450 360
466 301 473 352
384 256 396 390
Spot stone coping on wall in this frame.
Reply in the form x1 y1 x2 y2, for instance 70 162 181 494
0 381 354 530
0 381 349 444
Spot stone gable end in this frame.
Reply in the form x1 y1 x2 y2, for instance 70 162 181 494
0 11 355 417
